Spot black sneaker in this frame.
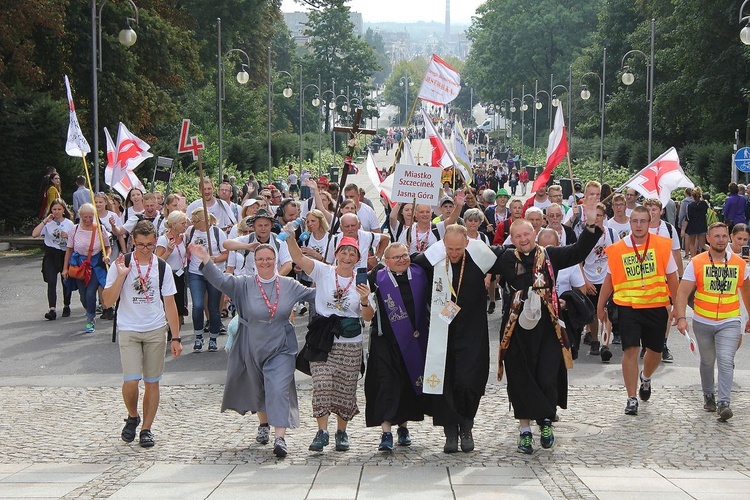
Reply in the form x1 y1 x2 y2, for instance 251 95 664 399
273 437 288 457
121 415 141 442
397 426 411 446
309 430 329 452
517 431 533 454
44 309 57 321
443 426 458 454
662 346 674 363
100 307 114 320
612 334 621 345
256 424 270 445
208 339 218 352
583 332 592 345
378 432 394 452
703 394 717 412
487 302 496 314
717 402 734 422
625 397 639 415
639 371 652 401
203 324 210 333
589 341 601 356
62 306 71 317
600 346 613 363
334 429 350 451
540 419 555 449
193 337 203 352
219 325 227 335
459 428 474 452
139 429 155 448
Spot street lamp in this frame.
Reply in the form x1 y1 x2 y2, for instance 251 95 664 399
299 74 322 175
501 98 512 142
521 84 534 158
399 75 414 126
91 0 139 192
621 19 655 162
580 48 607 183
740 0 750 44
217 18 251 183
266 46 293 184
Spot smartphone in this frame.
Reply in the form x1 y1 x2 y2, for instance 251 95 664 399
742 246 750 258
356 267 368 286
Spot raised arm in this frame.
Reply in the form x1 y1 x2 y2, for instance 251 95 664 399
443 190 466 226
188 243 241 298
283 223 316 275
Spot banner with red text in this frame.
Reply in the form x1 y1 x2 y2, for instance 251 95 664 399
417 54 461 106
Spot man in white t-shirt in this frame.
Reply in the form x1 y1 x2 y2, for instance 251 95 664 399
624 188 641 217
344 183 381 233
223 209 293 276
606 193 631 239
186 179 236 231
123 193 163 236
102 220 182 449
327 213 387 269
217 182 240 226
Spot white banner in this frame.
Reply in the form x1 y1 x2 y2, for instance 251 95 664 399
391 164 442 205
417 54 461 106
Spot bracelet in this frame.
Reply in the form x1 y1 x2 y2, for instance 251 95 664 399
586 223 597 229
170 338 181 342
360 302 370 307
676 317 687 322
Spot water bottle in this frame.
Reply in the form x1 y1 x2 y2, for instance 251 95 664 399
298 231 310 243
277 218 303 241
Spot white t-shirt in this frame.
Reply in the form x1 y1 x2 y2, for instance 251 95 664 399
309 260 362 343
534 198 551 211
41 218 75 250
226 234 291 276
562 204 588 236
606 218 631 239
583 228 619 284
187 227 227 274
327 229 381 269
105 254 177 332
396 222 447 254
683 255 750 326
120 207 143 225
298 232 332 282
155 234 187 275
557 265 586 294
649 221 680 251
123 212 163 234
186 199 236 230
356 203 381 232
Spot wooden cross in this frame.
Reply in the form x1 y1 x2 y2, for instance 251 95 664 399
333 108 376 161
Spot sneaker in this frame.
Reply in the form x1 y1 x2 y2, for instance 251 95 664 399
487 302 496 314
219 325 227 335
583 332 592 345
517 431 533 454
334 429 350 451
640 347 646 359
703 394 717 412
139 429 155 448
717 402 734 422
256 424 270 445
96 304 103 314
309 429 329 452
625 397 639 415
639 371 652 401
121 415 141 443
600 345 613 363
84 319 95 333
397 426 411 446
208 339 218 352
62 306 71 317
44 310 57 321
589 341 601 356
378 432 394 452
100 307 114 320
443 425 459 454
299 305 308 316
540 419 555 449
612 333 621 345
459 428 474 452
273 437 288 457
193 337 203 351
662 346 674 363
203 324 210 333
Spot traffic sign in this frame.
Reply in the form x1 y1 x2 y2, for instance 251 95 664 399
735 147 750 173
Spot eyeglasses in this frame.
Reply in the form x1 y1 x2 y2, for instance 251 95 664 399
219 189 231 193
134 243 156 250
386 254 409 261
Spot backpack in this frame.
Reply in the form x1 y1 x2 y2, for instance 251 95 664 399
185 225 221 256
111 253 167 342
405 224 441 250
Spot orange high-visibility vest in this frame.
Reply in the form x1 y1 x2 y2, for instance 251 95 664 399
605 234 673 308
692 251 745 321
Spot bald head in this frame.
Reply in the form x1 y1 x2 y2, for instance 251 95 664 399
537 228 559 247
340 213 360 237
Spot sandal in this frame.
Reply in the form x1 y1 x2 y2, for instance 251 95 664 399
121 415 141 443
221 309 229 318
139 429 155 448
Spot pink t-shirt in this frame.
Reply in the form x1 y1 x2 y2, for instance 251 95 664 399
67 225 110 255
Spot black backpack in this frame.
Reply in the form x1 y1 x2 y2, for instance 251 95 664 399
111 253 167 342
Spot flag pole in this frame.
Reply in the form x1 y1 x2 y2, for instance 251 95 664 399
197 150 213 254
389 96 422 175
81 153 108 270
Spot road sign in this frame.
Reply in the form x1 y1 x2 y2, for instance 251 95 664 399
734 147 750 173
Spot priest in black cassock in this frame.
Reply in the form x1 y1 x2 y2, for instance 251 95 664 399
497 193 602 455
365 242 430 452
412 224 506 453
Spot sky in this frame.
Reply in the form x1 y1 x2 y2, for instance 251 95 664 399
281 0 486 25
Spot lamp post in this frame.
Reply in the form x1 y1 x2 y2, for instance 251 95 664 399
501 99 511 142
91 0 139 192
580 48 607 183
266 47 293 185
217 18 252 183
399 75 413 126
510 92 522 148
740 0 750 44
299 76 322 175
520 84 534 158
621 19 655 162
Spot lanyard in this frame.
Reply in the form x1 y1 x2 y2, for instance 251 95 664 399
334 271 355 299
446 254 466 300
255 275 280 319
134 254 155 302
170 232 186 268
414 224 430 252
630 234 650 288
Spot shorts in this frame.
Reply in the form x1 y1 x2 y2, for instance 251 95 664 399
588 283 603 315
119 326 168 383
617 306 669 353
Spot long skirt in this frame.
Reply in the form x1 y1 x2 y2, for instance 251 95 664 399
310 342 362 421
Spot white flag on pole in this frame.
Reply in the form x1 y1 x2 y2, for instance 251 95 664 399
64 75 91 157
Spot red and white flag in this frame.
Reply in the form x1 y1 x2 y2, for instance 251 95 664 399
532 104 568 192
624 147 694 207
104 123 149 197
64 75 91 157
417 54 461 106
421 109 471 184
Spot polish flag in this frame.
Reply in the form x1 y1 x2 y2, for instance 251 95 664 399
417 54 461 106
532 104 568 192
421 109 471 184
624 147 694 207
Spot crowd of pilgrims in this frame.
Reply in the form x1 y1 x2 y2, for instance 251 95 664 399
35 165 729 458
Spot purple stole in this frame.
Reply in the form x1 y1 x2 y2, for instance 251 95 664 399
376 264 429 394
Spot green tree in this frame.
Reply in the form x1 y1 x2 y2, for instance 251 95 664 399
381 59 428 125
